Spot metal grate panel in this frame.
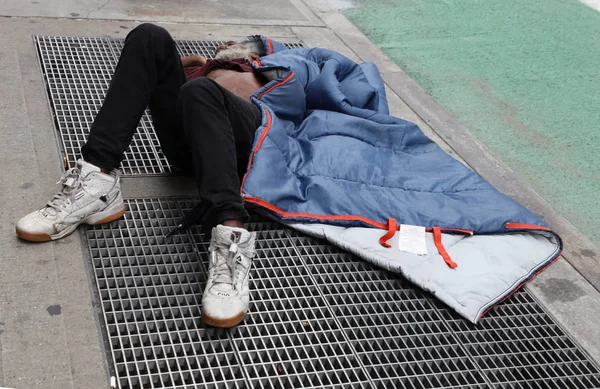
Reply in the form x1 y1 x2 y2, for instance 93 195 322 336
86 198 600 389
35 36 304 175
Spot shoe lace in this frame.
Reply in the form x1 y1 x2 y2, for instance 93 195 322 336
211 242 253 289
42 167 83 216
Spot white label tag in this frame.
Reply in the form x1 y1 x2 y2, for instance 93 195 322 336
398 224 428 255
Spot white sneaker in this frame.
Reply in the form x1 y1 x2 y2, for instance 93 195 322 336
16 159 125 242
202 225 256 328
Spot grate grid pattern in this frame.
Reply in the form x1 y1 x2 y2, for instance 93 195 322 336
86 198 600 389
36 36 304 175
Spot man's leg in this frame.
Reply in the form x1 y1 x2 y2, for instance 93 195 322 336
178 77 262 328
16 23 187 242
82 23 189 170
179 77 261 228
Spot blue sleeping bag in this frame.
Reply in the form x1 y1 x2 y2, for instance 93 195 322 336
236 37 562 322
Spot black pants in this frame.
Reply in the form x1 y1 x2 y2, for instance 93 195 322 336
81 23 262 228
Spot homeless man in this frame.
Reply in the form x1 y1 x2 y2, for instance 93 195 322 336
16 23 265 328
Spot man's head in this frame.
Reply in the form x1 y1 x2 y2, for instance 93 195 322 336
214 41 260 62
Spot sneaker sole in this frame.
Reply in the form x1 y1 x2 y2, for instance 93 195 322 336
16 206 126 243
15 227 53 242
201 309 247 328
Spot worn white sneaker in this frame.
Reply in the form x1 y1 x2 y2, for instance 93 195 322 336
16 159 125 242
202 225 256 328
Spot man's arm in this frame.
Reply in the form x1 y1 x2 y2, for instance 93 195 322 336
181 55 207 67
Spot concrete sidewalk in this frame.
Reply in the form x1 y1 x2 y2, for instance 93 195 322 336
0 0 599 388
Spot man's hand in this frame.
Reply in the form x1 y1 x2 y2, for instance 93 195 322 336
181 55 207 67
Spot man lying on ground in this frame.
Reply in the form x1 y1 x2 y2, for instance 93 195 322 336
16 23 263 329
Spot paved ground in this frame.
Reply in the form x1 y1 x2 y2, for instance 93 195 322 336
0 0 599 388
345 0 600 247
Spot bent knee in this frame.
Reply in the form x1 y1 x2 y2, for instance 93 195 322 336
127 23 172 42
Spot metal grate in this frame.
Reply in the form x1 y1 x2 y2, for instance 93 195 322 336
35 36 304 175
86 198 600 389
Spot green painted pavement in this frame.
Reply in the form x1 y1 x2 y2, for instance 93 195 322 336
345 0 600 246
